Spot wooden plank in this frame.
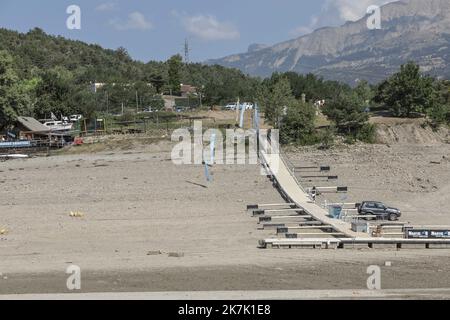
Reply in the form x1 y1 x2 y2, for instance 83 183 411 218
292 166 331 172
260 222 327 231
257 223 286 230
258 215 309 221
283 225 334 230
286 232 346 238
247 203 296 210
376 226 405 229
259 215 313 223
272 221 327 231
252 208 304 216
261 215 312 220
261 213 310 218
263 208 303 213
299 175 338 180
313 186 348 193
277 226 335 234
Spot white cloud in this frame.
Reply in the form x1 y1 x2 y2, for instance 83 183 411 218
290 26 313 37
290 16 318 37
95 2 117 12
110 12 153 31
181 14 240 41
291 0 395 37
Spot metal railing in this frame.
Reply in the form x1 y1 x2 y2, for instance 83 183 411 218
279 152 308 195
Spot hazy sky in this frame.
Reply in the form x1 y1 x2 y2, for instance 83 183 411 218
0 0 395 62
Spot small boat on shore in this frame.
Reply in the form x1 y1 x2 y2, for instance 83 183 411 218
0 154 29 159
42 121 73 132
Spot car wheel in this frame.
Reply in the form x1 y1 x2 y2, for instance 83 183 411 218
388 213 397 221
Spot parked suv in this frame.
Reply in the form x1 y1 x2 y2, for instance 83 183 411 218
358 201 402 221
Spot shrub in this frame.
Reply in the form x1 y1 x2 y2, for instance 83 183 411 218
317 126 336 149
356 123 377 143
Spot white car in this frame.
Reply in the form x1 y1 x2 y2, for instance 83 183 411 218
225 103 254 111
69 115 83 122
224 103 238 110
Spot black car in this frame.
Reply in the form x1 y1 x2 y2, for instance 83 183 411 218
358 201 402 221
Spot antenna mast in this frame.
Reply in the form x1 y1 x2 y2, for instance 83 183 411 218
184 38 190 64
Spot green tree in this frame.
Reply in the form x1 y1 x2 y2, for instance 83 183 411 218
70 88 97 119
257 77 295 128
148 74 165 94
134 81 159 111
34 66 75 118
376 62 435 117
283 72 351 101
115 47 132 63
167 54 183 95
354 80 374 107
279 100 317 145
98 83 135 114
0 50 33 129
323 93 370 137
426 80 450 127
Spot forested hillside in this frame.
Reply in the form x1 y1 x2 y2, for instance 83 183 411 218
0 27 260 126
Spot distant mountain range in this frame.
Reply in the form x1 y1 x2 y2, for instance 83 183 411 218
207 0 450 84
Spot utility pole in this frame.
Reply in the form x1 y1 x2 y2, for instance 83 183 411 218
136 90 139 113
106 91 109 115
235 97 240 123
184 38 190 64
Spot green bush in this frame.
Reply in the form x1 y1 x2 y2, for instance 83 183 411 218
344 136 356 145
317 126 336 149
356 123 377 143
427 103 450 129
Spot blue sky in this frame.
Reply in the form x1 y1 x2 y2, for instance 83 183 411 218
0 0 392 62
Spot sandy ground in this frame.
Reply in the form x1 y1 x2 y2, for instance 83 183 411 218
0 137 449 295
